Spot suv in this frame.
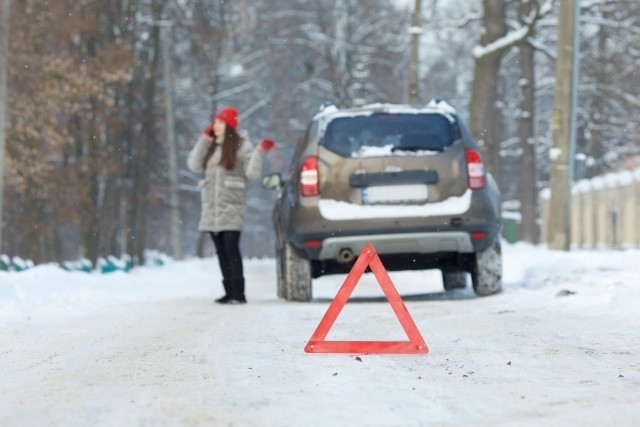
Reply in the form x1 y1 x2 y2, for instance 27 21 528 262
262 100 502 301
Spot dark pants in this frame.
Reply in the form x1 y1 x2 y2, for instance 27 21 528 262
210 231 245 299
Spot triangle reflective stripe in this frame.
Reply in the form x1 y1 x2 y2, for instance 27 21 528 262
305 243 429 354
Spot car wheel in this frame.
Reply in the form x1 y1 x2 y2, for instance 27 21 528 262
442 271 467 291
282 241 312 302
275 246 287 299
472 242 502 296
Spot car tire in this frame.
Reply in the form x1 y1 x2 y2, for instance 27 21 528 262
442 271 467 291
472 242 502 296
275 246 287 299
282 241 312 302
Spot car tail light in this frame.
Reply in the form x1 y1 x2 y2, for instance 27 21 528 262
470 232 487 239
300 156 319 197
466 149 486 189
304 240 322 247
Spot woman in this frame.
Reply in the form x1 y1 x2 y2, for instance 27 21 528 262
187 106 275 304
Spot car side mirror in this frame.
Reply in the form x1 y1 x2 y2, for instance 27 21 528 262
262 173 283 190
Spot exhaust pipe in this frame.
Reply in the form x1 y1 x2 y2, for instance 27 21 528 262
337 248 355 263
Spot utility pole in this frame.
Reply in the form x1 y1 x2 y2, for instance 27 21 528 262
0 0 11 253
547 0 580 250
160 22 182 260
408 0 422 104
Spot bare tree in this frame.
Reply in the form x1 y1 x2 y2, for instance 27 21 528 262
469 0 552 187
0 0 11 253
518 0 540 243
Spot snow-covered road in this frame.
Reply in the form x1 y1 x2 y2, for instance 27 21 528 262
1 244 639 426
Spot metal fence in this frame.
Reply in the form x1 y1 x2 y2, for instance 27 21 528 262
540 169 640 249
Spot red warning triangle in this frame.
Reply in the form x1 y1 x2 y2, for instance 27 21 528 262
305 243 428 354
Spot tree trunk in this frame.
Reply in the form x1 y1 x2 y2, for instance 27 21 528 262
519 4 538 244
469 0 507 187
587 8 608 178
133 0 163 265
102 173 121 257
0 0 10 254
408 0 422 104
123 78 137 259
547 0 579 251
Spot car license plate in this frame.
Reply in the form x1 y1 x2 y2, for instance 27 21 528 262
362 184 428 204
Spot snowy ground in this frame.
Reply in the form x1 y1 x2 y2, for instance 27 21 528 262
1 243 639 426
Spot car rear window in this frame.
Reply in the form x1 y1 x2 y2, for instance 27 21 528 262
321 113 461 157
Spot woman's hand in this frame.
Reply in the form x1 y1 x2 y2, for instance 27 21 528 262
258 138 276 151
203 124 215 139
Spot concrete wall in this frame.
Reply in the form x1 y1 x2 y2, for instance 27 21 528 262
540 169 640 249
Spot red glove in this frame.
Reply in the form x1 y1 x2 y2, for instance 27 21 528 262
258 138 276 151
203 124 215 139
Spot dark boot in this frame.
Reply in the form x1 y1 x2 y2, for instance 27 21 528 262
215 280 232 304
227 278 246 304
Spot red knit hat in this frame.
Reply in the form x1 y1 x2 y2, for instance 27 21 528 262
213 106 239 131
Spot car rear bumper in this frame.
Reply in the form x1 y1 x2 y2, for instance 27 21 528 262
317 231 475 259
282 183 501 261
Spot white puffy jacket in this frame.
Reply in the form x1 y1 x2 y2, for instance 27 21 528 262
187 135 264 232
